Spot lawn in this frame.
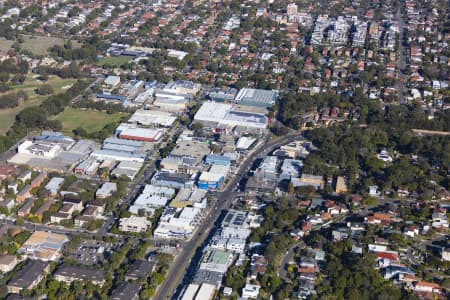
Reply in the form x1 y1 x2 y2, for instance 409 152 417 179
0 35 81 55
21 35 67 55
53 108 127 134
9 74 76 102
0 75 77 134
97 55 131 67
0 37 14 52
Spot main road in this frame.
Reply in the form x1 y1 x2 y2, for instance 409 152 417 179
153 131 306 300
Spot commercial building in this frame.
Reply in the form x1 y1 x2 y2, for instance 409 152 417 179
18 231 69 261
235 137 257 150
170 140 211 165
163 80 201 95
10 133 92 172
96 182 117 199
153 90 191 112
119 216 151 233
102 137 146 153
129 184 175 215
74 158 100 176
153 221 193 239
151 171 195 189
170 188 207 209
116 124 163 142
90 149 146 163
154 206 202 239
222 210 247 228
103 75 121 92
111 160 143 179
257 156 278 181
34 131 76 150
198 165 229 190
160 155 198 174
206 87 238 102
33 130 75 150
7 260 50 294
211 237 246 253
181 284 200 300
128 109 177 127
54 265 105 286
120 80 144 100
195 283 216 300
194 102 268 131
199 249 234 274
205 155 231 166
214 210 252 252
234 88 278 108
280 159 303 181
134 88 154 104
17 140 61 159
96 93 126 102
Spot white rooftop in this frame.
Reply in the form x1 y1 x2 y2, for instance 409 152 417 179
194 102 267 129
128 110 177 127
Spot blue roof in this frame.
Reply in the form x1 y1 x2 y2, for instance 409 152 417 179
205 155 231 163
96 94 126 101
122 50 142 56
104 137 143 147
35 132 74 143
103 143 140 153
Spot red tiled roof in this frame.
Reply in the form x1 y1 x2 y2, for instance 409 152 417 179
415 281 440 288
375 251 399 261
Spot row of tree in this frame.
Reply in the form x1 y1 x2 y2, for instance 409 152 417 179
0 91 28 109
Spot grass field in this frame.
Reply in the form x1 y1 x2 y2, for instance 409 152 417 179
0 37 14 52
9 75 76 102
21 35 64 55
53 108 127 134
97 56 131 67
0 35 81 55
0 75 77 135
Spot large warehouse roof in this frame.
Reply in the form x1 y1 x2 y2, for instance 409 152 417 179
234 88 278 107
194 102 267 129
128 109 177 127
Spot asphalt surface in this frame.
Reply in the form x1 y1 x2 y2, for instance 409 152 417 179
279 240 305 279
